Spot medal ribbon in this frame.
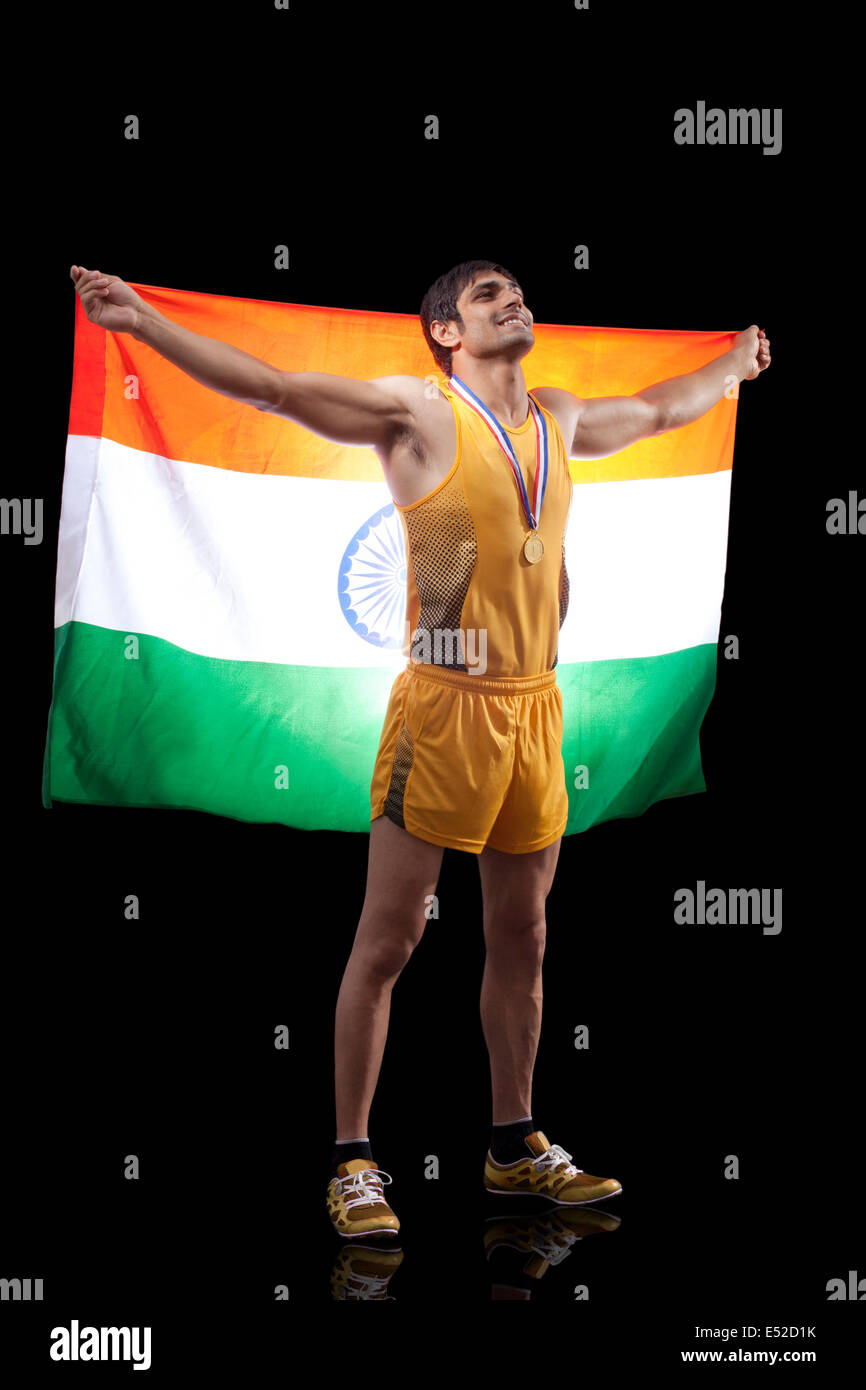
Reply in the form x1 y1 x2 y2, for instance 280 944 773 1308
449 374 548 532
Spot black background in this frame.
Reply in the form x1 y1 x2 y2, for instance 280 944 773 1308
2 0 861 1372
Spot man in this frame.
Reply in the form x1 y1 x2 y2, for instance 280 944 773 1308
70 260 771 1239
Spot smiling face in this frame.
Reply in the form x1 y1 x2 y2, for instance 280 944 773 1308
433 270 535 371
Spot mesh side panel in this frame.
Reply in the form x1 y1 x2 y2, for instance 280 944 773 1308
383 722 415 828
552 544 570 670
558 545 570 628
403 469 476 671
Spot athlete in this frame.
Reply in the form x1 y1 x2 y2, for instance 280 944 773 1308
70 260 771 1239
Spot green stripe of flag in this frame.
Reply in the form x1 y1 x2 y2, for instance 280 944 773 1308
43 621 714 834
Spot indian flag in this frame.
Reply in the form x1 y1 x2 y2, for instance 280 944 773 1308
42 283 738 836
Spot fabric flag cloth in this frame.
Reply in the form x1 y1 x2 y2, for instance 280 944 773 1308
42 283 739 836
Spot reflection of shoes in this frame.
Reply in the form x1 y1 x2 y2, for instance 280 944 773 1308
484 1131 622 1205
484 1207 621 1278
331 1241 404 1299
327 1159 401 1237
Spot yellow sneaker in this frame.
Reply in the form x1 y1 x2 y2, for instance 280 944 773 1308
326 1159 401 1237
484 1131 622 1205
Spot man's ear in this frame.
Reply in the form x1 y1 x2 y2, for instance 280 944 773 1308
434 319 459 352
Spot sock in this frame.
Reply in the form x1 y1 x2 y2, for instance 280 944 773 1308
331 1137 373 1180
490 1116 536 1164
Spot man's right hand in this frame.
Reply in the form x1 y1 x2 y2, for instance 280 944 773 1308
70 266 144 333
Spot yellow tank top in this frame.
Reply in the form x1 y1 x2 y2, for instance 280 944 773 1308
394 379 573 678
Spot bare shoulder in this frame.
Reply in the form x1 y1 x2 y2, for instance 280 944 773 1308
366 373 453 447
530 386 583 452
531 385 581 408
364 373 439 412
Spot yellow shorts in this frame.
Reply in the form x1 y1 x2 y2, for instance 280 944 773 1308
370 662 569 854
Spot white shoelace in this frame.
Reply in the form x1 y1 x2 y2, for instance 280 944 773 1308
336 1166 394 1211
532 1143 583 1177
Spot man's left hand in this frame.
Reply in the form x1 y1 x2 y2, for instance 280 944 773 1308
735 324 772 381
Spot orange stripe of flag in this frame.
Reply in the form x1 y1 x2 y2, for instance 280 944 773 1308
69 282 738 484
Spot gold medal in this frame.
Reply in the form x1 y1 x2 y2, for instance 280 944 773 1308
523 533 544 564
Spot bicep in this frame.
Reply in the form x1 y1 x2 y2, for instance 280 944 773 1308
570 395 662 460
263 371 418 447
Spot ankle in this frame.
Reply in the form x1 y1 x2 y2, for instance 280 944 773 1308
330 1136 373 1178
490 1115 535 1163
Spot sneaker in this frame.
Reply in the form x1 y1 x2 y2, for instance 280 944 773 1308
484 1130 622 1205
327 1159 401 1237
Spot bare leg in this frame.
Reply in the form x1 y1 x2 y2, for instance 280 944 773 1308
477 838 562 1123
334 814 444 1140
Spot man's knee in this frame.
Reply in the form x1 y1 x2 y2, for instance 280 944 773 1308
354 902 428 981
483 906 547 964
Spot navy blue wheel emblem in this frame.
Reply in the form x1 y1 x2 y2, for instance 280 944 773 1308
339 503 407 648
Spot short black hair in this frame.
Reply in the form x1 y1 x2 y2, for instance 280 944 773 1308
419 260 519 376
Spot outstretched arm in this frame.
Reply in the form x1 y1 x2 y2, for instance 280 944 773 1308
69 266 417 447
569 325 771 460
